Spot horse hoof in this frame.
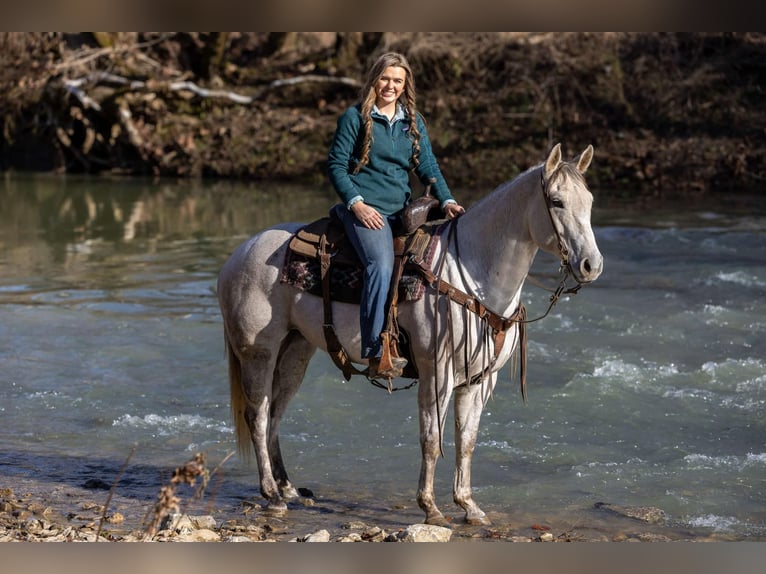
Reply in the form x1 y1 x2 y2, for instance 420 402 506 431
465 514 491 526
265 500 288 516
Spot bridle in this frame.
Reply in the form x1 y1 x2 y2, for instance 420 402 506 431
450 165 584 327
527 166 585 316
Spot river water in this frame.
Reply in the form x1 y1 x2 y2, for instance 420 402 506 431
1 174 764 541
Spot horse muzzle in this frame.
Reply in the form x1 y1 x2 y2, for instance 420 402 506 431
571 252 603 284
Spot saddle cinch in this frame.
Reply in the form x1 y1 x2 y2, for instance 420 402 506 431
282 184 443 385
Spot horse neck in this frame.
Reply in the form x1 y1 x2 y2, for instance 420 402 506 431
446 168 540 316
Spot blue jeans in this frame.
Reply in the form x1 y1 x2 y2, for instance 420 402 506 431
331 204 397 359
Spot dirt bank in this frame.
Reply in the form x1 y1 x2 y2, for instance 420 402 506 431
0 32 764 198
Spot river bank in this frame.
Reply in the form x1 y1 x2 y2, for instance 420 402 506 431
0 467 744 543
1 32 764 198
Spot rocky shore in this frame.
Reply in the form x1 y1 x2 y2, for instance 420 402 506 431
0 482 739 543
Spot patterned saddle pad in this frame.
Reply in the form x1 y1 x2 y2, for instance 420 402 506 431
280 217 445 305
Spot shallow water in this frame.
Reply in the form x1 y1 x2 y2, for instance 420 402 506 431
1 175 764 540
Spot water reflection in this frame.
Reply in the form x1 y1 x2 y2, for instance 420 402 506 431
0 174 336 272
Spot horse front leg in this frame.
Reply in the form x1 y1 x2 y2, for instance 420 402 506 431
416 376 451 527
453 380 494 525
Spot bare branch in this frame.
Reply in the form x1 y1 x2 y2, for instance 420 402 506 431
63 80 102 111
169 80 253 104
268 74 361 89
52 34 173 72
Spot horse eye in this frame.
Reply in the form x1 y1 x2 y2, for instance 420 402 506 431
551 198 565 209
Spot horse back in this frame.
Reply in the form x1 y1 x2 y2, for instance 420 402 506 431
218 223 304 315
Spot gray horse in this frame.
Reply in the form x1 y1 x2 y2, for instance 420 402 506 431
217 144 603 526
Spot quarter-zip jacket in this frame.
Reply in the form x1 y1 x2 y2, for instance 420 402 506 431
327 103 455 216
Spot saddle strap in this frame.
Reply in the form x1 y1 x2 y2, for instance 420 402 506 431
407 256 519 335
319 235 362 381
408 254 528 399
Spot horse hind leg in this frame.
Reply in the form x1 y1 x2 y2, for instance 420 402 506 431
268 330 316 500
235 345 291 515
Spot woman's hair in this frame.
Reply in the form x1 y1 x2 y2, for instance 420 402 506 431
354 51 422 174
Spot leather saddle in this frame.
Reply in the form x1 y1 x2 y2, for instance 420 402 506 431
282 206 444 385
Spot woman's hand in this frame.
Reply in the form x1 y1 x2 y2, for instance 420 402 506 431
351 201 384 229
444 203 465 220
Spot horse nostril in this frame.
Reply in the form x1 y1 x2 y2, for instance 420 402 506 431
580 258 592 275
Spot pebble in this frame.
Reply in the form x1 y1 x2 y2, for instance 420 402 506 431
106 512 124 524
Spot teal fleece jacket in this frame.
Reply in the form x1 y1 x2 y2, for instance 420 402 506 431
327 104 455 216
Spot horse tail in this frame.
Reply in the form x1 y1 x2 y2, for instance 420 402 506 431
225 331 252 461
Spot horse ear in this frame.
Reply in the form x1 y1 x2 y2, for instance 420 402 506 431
576 145 594 174
544 143 562 179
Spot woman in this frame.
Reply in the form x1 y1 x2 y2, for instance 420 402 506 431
327 51 464 379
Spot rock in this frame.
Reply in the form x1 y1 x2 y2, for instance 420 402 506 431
225 535 254 542
636 532 673 542
341 521 368 530
303 529 331 542
337 533 363 542
612 532 629 542
158 513 219 535
190 515 217 530
538 532 555 542
177 528 220 542
595 502 667 524
397 524 452 543
164 513 193 533
106 512 124 524
361 526 387 542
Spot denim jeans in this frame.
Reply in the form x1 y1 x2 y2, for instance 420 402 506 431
331 204 397 359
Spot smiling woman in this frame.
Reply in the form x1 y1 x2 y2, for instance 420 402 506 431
326 51 465 378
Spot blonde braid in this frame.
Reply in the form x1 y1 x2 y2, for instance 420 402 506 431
403 82 421 170
354 92 376 174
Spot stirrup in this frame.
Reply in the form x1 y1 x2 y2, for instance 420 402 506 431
367 356 407 380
